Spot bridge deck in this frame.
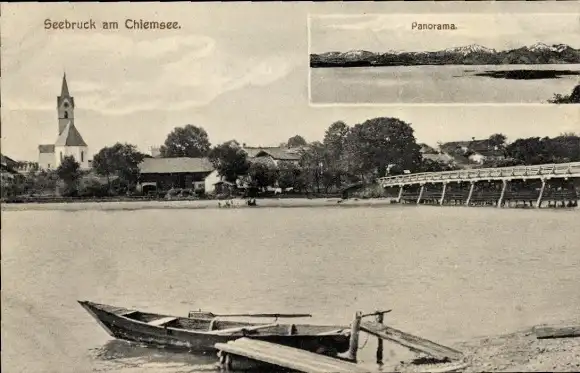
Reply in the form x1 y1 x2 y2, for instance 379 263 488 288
215 338 369 373
378 162 580 187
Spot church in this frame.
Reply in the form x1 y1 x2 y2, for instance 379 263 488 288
38 74 90 170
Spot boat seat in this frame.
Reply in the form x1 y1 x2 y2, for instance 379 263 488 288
148 317 178 327
119 310 138 317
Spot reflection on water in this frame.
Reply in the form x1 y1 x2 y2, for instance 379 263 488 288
90 340 219 372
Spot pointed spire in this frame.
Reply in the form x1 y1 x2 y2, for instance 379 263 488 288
61 72 70 97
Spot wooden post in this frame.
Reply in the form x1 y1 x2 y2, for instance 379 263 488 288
536 178 547 208
417 184 425 204
346 311 362 362
497 179 508 208
397 185 404 203
376 312 384 365
439 183 447 206
466 182 475 206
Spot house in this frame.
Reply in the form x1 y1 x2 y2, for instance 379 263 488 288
418 143 455 164
439 139 505 166
38 74 91 170
137 157 215 194
243 146 302 166
1 154 19 179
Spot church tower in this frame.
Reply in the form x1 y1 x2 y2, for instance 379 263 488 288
57 73 75 135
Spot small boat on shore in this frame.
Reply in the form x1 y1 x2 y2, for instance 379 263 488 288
78 301 350 356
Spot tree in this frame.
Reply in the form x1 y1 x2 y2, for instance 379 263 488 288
299 141 326 193
343 117 422 180
57 156 81 196
287 135 307 148
248 162 278 190
277 161 303 191
418 159 460 173
160 125 211 157
208 140 250 183
323 121 350 159
488 133 507 149
322 121 350 184
93 143 147 192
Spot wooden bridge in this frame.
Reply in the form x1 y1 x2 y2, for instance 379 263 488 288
377 162 580 208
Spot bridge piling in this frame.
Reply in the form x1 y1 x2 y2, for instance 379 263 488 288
439 183 448 206
497 180 508 208
417 184 425 204
536 178 547 208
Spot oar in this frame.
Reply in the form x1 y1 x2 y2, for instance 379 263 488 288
361 309 392 318
207 312 312 318
188 310 312 319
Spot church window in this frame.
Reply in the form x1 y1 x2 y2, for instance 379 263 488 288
64 111 69 118
60 152 63 161
81 151 84 162
64 102 69 108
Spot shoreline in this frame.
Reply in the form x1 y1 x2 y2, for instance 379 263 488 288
0 197 398 212
392 322 580 372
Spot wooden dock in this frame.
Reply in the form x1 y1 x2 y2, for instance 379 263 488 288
215 338 370 373
360 321 464 361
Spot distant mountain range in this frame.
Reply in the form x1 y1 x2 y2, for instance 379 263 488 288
310 43 580 67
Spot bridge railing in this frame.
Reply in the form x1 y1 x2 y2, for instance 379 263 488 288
377 162 580 186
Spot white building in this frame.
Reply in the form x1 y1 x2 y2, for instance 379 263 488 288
38 74 90 170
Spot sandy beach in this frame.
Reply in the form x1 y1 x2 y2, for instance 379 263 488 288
459 326 580 372
393 324 579 372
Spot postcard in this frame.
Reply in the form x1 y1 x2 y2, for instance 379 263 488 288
1 2 579 373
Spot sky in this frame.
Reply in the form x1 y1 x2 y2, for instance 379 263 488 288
1 2 579 162
310 13 580 53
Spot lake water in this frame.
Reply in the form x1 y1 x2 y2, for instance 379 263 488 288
2 204 580 373
310 64 580 104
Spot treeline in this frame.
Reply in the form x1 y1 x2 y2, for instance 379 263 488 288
2 116 579 199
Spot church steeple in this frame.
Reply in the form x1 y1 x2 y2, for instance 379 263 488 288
57 72 75 135
61 73 70 97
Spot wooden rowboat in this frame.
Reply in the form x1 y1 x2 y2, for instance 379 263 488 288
78 300 351 356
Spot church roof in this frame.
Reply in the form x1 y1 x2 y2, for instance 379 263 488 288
39 144 55 153
57 73 75 108
55 121 87 147
61 73 70 97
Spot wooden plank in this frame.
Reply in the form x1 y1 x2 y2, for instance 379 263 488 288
360 321 463 361
147 317 177 327
208 323 278 335
534 325 580 339
215 338 369 373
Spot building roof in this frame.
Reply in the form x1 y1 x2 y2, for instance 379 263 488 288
1 153 17 167
254 148 302 161
55 121 87 147
138 157 215 174
243 146 304 161
39 144 56 153
57 73 75 108
440 139 497 152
